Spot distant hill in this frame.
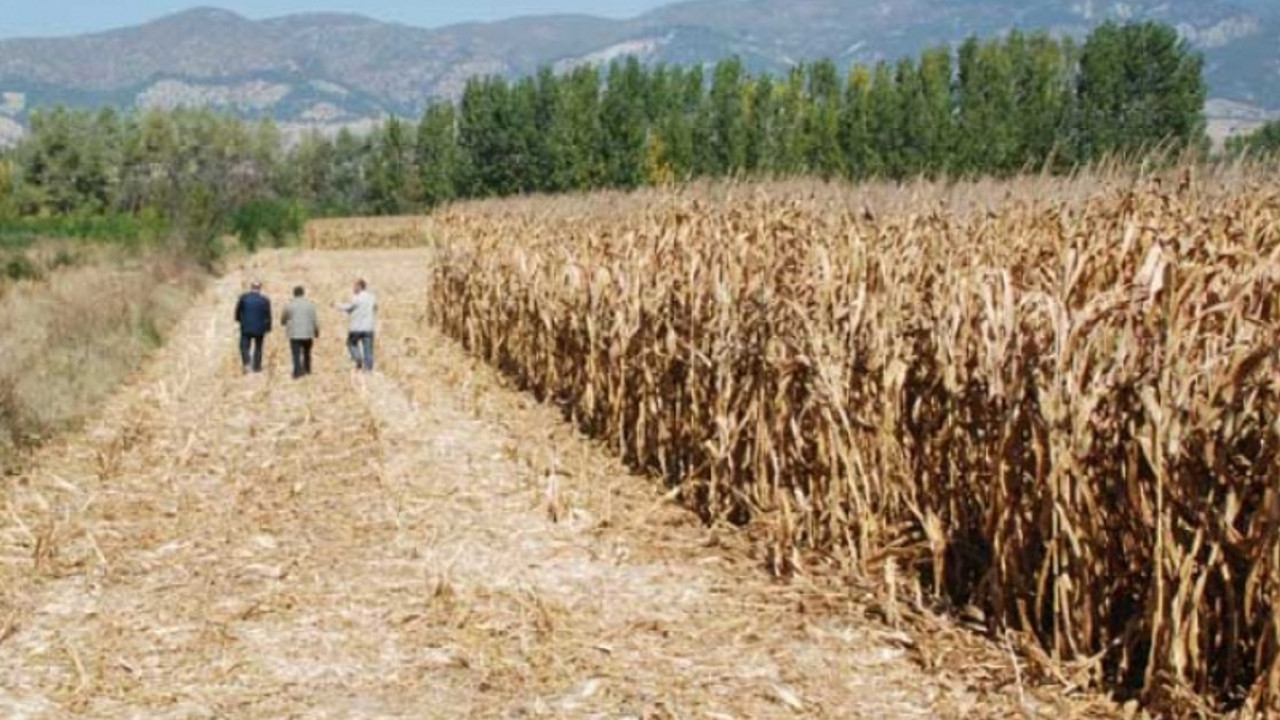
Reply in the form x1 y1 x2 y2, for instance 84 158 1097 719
0 1 1276 142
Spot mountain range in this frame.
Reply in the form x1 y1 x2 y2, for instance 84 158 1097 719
0 0 1277 146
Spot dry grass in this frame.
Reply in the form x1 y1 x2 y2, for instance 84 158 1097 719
0 244 205 468
303 216 432 250
426 167 1280 716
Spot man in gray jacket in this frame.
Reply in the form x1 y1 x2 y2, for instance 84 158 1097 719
336 278 377 372
282 285 320 378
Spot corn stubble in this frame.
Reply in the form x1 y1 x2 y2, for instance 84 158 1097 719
427 172 1280 715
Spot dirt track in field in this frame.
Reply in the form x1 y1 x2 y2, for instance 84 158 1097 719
0 249 1116 719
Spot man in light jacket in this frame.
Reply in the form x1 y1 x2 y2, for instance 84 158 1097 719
234 280 271 373
336 278 377 372
281 285 319 378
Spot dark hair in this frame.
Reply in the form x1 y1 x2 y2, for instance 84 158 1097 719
355 279 367 290
293 286 305 297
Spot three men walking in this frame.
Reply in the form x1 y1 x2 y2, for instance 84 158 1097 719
233 278 376 376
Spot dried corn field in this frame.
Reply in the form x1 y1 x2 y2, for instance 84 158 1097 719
303 215 431 250
0 247 1117 718
427 170 1280 716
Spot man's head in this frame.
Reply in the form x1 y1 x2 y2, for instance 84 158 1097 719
354 279 367 292
250 280 262 292
293 286 305 298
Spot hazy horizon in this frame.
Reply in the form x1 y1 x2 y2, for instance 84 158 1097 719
0 1 678 40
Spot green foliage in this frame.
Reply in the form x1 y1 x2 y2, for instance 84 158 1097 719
709 57 748 176
365 116 416 214
601 59 649 188
1077 22 1206 162
3 254 41 281
2 21 1210 236
231 197 305 252
0 213 164 249
1227 120 1280 157
548 65 605 191
417 102 461 208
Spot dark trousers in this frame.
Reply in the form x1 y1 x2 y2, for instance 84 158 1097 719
239 333 265 372
290 339 314 378
347 331 374 371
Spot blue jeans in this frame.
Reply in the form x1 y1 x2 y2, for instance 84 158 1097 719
347 331 374 371
240 333 265 372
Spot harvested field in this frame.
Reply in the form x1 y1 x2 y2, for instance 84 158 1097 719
0 248 1118 718
427 170 1280 716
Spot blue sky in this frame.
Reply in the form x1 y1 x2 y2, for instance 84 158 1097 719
0 1 677 39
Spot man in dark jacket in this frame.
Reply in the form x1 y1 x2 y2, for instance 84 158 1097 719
234 280 272 373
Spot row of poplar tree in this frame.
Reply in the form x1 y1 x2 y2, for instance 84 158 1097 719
0 21 1207 244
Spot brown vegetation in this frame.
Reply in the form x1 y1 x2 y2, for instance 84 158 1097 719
0 249 1112 718
303 216 430 250
426 169 1280 716
0 243 206 468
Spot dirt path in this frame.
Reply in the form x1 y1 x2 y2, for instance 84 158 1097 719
0 249 1115 719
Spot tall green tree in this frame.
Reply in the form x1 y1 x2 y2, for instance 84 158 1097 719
743 74 776 175
957 37 1019 174
805 59 845 178
547 65 604 191
458 76 529 197
600 58 648 189
1012 32 1076 170
284 131 338 214
365 116 415 214
416 102 461 208
709 56 748 176
771 66 809 176
1077 21 1206 161
526 68 561 193
866 61 901 178
839 66 874 179
329 128 369 215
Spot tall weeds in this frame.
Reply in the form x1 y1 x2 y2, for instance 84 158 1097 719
0 243 205 467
